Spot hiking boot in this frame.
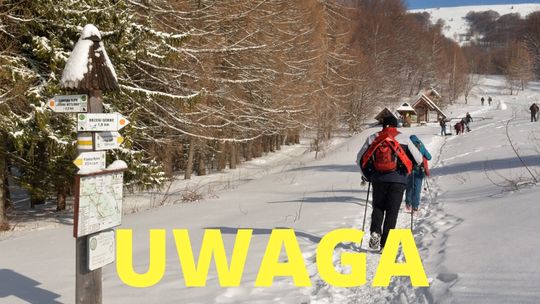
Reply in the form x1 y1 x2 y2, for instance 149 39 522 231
369 232 381 250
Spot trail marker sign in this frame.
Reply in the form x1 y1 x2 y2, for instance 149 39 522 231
88 230 115 271
73 151 106 171
48 94 88 112
77 113 129 132
94 132 124 151
77 133 93 152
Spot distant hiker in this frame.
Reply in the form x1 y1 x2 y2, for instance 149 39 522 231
405 135 432 213
481 97 485 106
488 96 492 106
356 116 423 251
530 103 539 122
464 113 473 132
439 117 447 136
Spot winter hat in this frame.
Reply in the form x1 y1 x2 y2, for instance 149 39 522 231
383 115 398 128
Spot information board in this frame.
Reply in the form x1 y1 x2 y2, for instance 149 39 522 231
75 171 123 237
88 230 115 271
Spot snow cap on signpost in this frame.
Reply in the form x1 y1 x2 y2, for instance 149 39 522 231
60 24 118 91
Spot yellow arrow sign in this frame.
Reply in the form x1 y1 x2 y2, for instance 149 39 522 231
73 151 106 171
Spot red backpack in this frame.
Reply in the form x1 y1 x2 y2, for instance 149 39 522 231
361 130 413 174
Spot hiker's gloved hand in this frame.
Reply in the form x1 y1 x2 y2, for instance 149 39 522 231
361 176 369 183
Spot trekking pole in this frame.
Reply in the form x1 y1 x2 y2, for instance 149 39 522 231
411 177 414 231
411 208 414 231
360 181 371 248
425 177 434 202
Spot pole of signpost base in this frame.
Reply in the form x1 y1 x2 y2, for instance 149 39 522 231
76 237 102 303
76 89 103 304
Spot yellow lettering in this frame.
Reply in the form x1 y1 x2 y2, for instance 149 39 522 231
116 229 166 287
173 229 252 287
255 229 311 287
316 229 366 287
372 229 429 287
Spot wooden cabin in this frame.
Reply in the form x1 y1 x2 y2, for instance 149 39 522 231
412 94 447 123
374 107 399 124
396 102 416 127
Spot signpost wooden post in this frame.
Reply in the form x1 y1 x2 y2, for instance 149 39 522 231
75 89 104 304
59 24 121 304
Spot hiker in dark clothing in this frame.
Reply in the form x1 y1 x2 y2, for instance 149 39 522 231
439 118 447 136
356 116 423 251
464 113 473 132
454 122 461 135
530 103 539 122
481 97 485 106
405 135 431 213
488 96 492 106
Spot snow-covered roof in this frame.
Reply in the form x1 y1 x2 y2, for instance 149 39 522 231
397 102 416 113
61 24 118 91
81 24 101 40
412 94 448 118
374 107 399 121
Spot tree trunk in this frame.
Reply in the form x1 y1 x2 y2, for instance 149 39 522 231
162 141 174 178
217 141 227 171
244 142 252 161
184 138 195 179
229 143 237 169
57 189 67 211
197 155 206 176
0 148 9 231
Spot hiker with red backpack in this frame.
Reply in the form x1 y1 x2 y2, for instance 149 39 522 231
405 135 431 213
356 116 423 251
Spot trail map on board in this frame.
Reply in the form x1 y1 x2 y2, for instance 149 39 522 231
76 172 123 237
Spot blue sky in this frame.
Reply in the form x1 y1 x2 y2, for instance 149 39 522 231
406 0 540 9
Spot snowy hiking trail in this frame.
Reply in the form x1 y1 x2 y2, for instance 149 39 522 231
2 75 540 304
0 125 432 304
412 77 540 304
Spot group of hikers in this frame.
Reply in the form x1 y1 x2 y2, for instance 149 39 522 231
356 116 431 251
438 112 473 136
480 96 492 106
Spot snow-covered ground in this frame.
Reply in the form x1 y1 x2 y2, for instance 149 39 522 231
1 75 540 303
409 3 540 44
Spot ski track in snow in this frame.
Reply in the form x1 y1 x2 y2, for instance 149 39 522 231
2 75 540 303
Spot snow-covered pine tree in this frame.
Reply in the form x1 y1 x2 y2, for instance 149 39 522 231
0 0 184 209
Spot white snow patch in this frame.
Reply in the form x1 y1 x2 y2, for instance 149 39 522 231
60 36 93 88
498 100 507 110
80 24 101 40
107 160 128 171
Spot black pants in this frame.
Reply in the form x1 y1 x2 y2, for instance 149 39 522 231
532 112 538 122
370 182 406 247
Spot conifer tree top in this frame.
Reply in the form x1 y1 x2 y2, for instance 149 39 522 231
60 24 118 92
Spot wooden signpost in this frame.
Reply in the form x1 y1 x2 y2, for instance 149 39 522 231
56 24 123 304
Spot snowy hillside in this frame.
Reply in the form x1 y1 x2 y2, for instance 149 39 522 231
410 3 540 43
2 75 540 303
